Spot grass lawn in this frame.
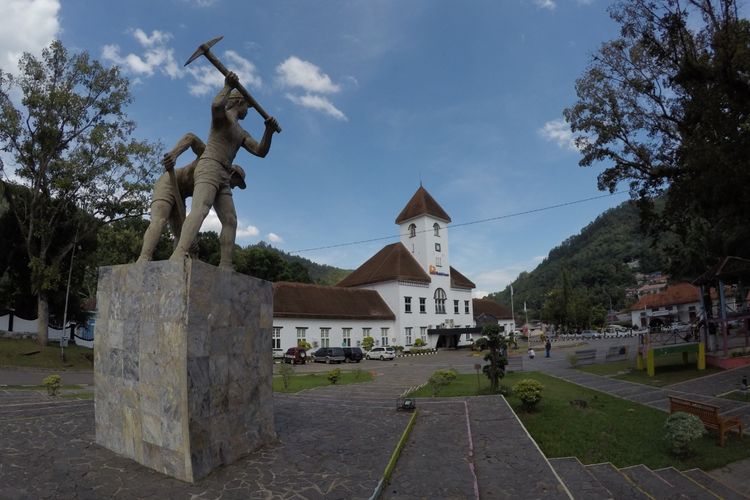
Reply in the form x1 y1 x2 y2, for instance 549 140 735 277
410 372 750 470
273 369 374 393
577 354 722 387
0 338 94 370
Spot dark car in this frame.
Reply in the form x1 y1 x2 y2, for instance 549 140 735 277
283 347 307 364
311 347 346 364
342 347 363 363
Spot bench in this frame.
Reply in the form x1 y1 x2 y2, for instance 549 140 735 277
574 349 597 365
668 396 743 447
605 345 628 362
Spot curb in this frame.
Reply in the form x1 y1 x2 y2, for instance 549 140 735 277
397 351 437 358
369 408 418 500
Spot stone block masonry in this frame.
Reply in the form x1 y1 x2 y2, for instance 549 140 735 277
94 259 275 482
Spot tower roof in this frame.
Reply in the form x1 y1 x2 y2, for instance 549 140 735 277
337 242 431 288
395 186 452 224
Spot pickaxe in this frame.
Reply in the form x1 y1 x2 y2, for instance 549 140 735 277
185 36 282 133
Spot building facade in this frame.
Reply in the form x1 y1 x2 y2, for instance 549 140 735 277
272 186 479 351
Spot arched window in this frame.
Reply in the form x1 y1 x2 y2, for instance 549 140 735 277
434 288 446 314
408 223 416 238
433 223 440 236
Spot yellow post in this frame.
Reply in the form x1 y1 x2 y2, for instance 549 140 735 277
697 342 706 370
647 348 655 377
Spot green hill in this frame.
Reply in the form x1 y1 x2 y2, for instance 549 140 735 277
248 242 351 285
486 201 669 322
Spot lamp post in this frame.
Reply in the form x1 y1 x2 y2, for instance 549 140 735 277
60 232 78 361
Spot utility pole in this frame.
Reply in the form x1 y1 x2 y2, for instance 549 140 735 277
60 231 78 362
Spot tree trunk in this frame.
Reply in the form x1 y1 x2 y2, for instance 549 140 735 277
37 292 49 347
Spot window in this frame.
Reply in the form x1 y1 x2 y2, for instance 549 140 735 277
435 243 441 252
436 256 442 267
296 327 307 345
465 300 470 314
419 297 426 314
320 327 330 347
272 327 281 349
362 327 371 338
420 326 427 341
434 288 447 314
381 327 389 346
454 300 459 314
408 223 416 238
465 333 472 342
433 223 440 236
342 328 351 347
405 327 412 345
404 296 412 314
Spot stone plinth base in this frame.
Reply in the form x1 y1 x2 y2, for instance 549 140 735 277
94 260 275 482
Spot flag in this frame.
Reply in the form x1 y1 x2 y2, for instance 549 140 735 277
524 301 527 313
510 284 514 297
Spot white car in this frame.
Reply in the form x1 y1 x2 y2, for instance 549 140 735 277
366 346 396 360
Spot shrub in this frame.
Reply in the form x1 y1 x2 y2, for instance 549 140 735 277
566 353 578 368
414 338 426 347
362 336 375 351
393 345 404 353
664 412 705 457
514 379 543 412
297 340 312 350
428 368 457 396
42 374 61 396
278 362 294 390
327 368 342 385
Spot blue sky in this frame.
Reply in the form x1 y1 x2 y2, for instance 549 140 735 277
1 0 632 297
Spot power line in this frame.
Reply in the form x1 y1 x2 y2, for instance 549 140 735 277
289 190 627 254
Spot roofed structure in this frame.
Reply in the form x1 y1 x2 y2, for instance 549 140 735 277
472 298 512 319
273 282 395 320
395 186 451 224
630 282 700 310
450 267 475 290
337 243 431 288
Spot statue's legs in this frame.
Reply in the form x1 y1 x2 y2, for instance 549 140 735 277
213 192 237 269
170 182 218 261
138 200 173 262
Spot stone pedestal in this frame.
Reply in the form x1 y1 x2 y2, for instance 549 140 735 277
93 260 275 482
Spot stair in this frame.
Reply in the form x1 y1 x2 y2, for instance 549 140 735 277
548 459 749 500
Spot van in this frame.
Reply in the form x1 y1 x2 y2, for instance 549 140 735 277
311 347 346 364
283 347 307 364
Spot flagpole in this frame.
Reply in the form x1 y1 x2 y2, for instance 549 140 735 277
510 285 515 331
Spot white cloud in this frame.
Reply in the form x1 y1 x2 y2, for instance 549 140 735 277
534 0 556 10
0 0 60 74
267 233 283 243
276 56 340 93
237 224 260 239
276 56 347 120
186 50 261 96
539 118 579 151
196 208 259 240
286 93 347 121
102 29 180 79
472 256 546 295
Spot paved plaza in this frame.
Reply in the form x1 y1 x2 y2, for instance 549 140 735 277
1 344 749 499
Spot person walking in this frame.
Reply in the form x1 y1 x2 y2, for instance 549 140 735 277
545 339 551 358
528 348 536 360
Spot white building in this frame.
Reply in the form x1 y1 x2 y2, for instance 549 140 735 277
272 186 479 351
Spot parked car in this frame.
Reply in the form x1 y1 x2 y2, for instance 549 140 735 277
342 347 363 363
272 348 285 360
366 346 396 360
311 347 346 364
283 347 307 364
581 330 602 340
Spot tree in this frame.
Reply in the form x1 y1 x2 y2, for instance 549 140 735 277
475 324 508 393
0 41 160 345
565 0 750 275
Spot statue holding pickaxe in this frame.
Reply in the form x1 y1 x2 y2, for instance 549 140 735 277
169 36 280 270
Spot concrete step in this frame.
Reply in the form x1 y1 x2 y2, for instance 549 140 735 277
655 467 720 499
586 463 651 500
621 464 686 499
548 457 613 499
683 469 750 500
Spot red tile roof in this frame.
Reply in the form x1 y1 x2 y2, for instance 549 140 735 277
337 243 431 287
450 267 476 289
630 282 700 310
273 282 395 320
395 186 452 224
472 298 513 320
